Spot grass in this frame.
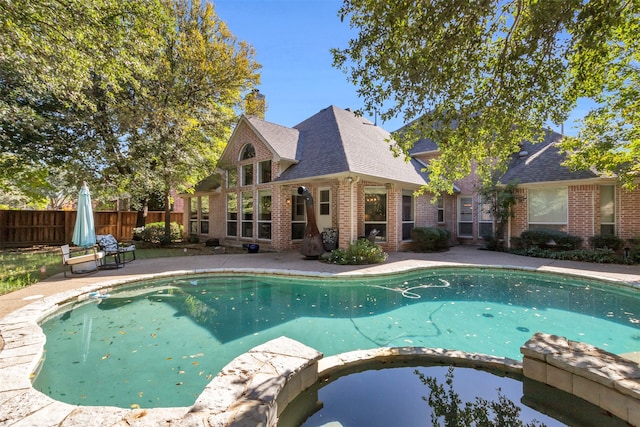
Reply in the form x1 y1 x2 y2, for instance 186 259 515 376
0 245 213 296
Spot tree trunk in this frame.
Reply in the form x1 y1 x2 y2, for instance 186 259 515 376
164 190 172 243
135 199 148 228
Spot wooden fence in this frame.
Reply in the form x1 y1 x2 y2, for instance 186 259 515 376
0 210 184 248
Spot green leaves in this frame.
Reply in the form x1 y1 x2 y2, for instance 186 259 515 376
1 0 260 208
334 0 639 192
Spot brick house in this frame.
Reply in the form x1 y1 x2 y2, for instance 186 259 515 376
183 105 640 251
184 105 446 252
499 132 640 244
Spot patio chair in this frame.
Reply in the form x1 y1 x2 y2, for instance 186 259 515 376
61 244 105 277
96 234 136 268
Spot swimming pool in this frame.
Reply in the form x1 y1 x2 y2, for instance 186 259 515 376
34 267 640 408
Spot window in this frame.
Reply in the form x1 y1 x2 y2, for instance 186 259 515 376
364 187 387 242
226 193 237 237
259 160 272 184
227 168 237 188
319 189 330 215
478 196 493 238
189 196 209 235
600 185 615 235
240 144 255 160
437 196 444 223
402 189 414 240
242 163 253 186
189 198 198 235
241 191 253 238
528 187 567 232
291 195 306 240
258 190 271 239
458 196 473 237
200 196 209 234
317 188 332 230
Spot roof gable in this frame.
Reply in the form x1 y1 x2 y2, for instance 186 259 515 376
277 106 429 185
245 116 299 161
500 131 598 184
219 116 299 165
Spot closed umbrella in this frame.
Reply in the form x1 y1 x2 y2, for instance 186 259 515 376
72 182 96 248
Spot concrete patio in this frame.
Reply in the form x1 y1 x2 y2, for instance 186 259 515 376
2 245 639 319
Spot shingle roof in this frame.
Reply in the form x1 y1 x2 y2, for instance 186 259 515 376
245 116 299 161
408 137 439 155
499 131 597 184
194 174 221 192
276 106 429 185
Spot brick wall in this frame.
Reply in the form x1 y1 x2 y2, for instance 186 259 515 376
508 184 640 246
568 185 597 238
618 186 640 239
509 188 528 242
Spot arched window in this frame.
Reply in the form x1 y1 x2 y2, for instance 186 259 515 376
240 144 255 160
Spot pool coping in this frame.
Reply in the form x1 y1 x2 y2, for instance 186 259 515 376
1 258 640 425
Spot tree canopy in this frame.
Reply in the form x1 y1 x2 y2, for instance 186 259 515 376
332 0 639 193
0 0 260 211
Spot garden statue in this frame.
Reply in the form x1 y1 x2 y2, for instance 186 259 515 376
297 186 325 258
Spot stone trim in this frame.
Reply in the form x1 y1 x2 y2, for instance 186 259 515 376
521 332 640 426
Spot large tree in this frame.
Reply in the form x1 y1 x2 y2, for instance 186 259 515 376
0 0 168 199
128 0 260 236
1 0 260 228
332 0 639 193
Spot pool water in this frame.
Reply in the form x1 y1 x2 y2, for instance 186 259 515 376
34 268 640 408
279 366 566 427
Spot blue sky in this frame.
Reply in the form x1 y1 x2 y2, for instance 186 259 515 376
214 0 589 136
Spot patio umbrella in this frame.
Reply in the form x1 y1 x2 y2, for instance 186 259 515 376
72 182 96 248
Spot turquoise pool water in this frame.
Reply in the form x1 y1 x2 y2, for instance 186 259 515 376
34 268 640 408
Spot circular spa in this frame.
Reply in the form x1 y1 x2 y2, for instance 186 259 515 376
34 268 640 410
278 365 596 427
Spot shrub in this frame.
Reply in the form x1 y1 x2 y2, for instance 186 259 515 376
411 227 450 252
628 237 640 264
435 228 451 250
328 239 387 265
510 247 620 263
589 234 624 251
519 229 582 250
138 222 183 244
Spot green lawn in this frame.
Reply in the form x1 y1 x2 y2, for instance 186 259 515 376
0 246 192 296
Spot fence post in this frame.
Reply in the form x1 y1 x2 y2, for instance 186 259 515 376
117 211 122 241
65 210 74 244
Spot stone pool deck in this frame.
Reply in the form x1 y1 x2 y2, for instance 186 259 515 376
1 246 640 426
